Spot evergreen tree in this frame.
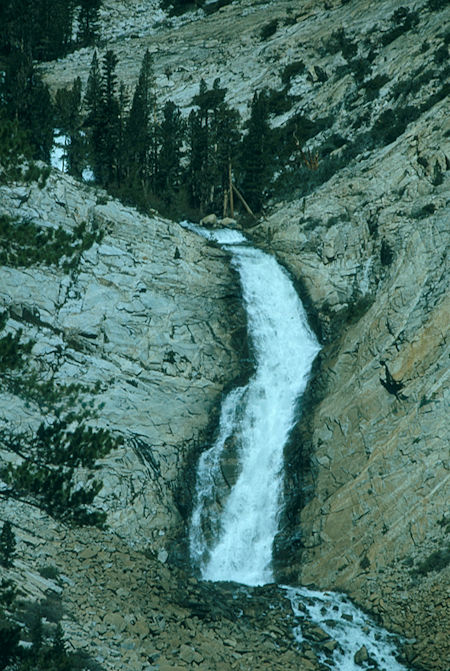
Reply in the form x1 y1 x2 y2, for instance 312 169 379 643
55 78 85 177
0 1 76 62
85 50 121 185
0 47 54 162
187 78 240 213
33 0 75 61
0 617 20 670
99 50 121 185
157 100 185 201
239 90 272 212
0 522 15 568
77 0 101 47
187 78 226 212
84 51 102 179
125 49 157 191
30 612 43 654
210 101 240 213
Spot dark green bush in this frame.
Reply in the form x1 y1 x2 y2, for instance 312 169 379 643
0 420 123 527
380 239 394 266
260 19 278 41
0 216 102 271
427 0 449 10
0 330 33 372
381 7 419 46
412 545 450 575
280 60 305 85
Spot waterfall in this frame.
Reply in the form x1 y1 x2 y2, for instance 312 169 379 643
184 222 409 671
188 226 320 585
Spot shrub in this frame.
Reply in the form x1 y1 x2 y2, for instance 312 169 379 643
280 60 305 85
0 522 16 568
412 545 450 575
260 19 278 41
427 0 448 10
380 239 394 266
381 7 419 46
0 216 103 271
0 420 123 527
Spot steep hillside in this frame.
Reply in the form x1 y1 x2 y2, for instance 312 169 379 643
1 1 449 670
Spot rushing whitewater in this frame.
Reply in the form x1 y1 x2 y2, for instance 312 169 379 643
187 224 320 585
185 223 408 670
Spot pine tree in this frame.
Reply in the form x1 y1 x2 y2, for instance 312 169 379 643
99 50 121 185
77 0 101 47
0 521 16 568
0 47 53 162
54 78 85 177
125 49 157 191
187 78 227 212
157 100 185 201
85 50 121 185
239 90 272 212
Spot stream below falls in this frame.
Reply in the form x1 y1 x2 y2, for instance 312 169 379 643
183 223 410 671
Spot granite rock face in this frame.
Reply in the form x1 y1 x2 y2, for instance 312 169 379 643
0 171 247 553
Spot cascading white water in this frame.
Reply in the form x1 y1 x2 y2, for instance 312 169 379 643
185 222 409 670
187 224 320 585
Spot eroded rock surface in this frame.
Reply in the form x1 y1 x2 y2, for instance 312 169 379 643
0 170 247 553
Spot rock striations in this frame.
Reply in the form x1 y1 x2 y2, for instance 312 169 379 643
1 0 449 670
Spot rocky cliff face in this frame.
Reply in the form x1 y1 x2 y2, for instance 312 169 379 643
1 1 449 670
0 170 248 553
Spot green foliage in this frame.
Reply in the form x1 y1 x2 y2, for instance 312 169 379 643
38 565 60 581
0 522 16 568
77 0 102 47
0 615 20 670
381 7 419 46
0 216 102 271
363 74 390 100
325 28 357 59
0 329 33 372
0 419 122 527
239 90 273 212
427 0 449 11
280 61 305 86
54 78 86 178
260 19 278 41
187 78 241 213
124 49 157 190
0 47 54 164
380 239 394 266
412 545 450 576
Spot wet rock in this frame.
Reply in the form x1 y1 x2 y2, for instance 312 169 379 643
354 645 369 665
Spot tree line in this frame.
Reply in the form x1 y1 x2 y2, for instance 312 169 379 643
56 49 275 218
0 1 102 176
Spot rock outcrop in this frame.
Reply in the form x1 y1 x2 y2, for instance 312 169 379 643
0 170 247 555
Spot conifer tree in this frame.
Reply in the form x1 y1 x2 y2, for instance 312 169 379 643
239 90 272 212
0 47 54 162
99 49 120 185
85 50 121 185
55 78 85 177
187 78 240 214
0 521 16 568
84 51 102 180
125 49 157 190
157 100 185 201
77 0 102 47
187 78 227 212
